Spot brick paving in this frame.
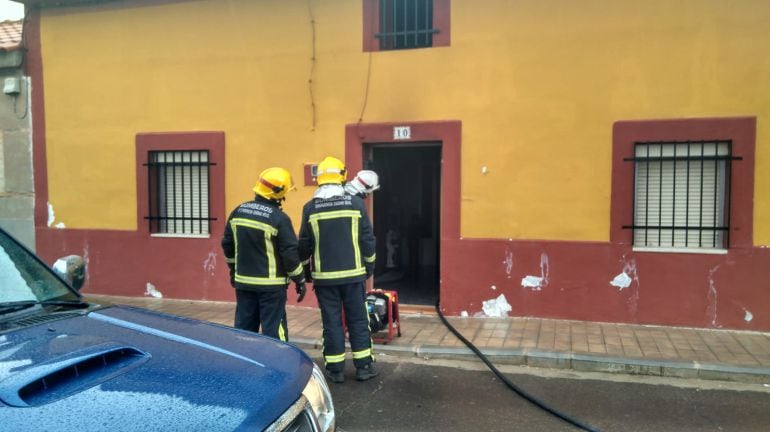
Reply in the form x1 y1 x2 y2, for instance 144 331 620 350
86 295 770 383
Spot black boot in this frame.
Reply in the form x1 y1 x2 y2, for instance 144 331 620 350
324 369 344 384
355 363 379 381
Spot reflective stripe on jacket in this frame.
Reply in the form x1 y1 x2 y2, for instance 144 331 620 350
298 191 376 286
221 197 303 291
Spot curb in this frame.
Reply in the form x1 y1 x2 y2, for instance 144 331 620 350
288 337 770 384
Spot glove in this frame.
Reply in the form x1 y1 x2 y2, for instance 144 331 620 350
303 264 313 283
295 279 307 303
292 276 307 303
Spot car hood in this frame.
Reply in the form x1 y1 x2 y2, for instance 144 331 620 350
0 305 313 431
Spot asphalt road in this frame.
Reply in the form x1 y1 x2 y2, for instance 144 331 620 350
313 353 770 432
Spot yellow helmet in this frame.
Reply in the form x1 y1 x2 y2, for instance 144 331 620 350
253 167 296 201
316 156 347 185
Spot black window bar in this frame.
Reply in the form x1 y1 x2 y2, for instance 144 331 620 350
144 150 216 235
376 0 437 50
622 140 741 249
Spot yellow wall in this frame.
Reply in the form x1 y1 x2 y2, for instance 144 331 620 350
39 0 770 244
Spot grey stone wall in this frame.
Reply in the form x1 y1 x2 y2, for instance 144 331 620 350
0 50 34 250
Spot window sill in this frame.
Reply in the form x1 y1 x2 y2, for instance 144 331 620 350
632 246 727 255
150 233 210 239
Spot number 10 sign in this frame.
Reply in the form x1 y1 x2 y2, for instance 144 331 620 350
393 126 411 140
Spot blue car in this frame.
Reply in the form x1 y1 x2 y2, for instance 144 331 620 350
0 228 335 431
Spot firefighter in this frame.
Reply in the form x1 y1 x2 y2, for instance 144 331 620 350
299 156 378 383
222 167 306 342
344 169 381 302
344 169 380 199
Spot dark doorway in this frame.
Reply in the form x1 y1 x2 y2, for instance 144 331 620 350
365 143 441 305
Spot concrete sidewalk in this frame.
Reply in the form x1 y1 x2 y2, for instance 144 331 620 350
85 295 770 384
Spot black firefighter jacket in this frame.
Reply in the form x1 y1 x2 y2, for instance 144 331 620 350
298 192 376 286
222 196 303 292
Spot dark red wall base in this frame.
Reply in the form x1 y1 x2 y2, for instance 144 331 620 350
37 227 235 302
441 237 770 331
36 227 322 308
37 227 770 330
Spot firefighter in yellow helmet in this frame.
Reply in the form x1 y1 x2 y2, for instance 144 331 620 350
221 167 306 341
299 156 378 383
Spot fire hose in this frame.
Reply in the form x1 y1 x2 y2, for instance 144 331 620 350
435 300 602 432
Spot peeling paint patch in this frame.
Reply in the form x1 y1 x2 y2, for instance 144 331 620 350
707 265 720 327
482 294 512 318
521 275 543 290
610 272 633 290
203 252 217 276
706 266 719 327
618 256 640 316
744 309 753 322
47 202 66 228
47 203 55 227
490 285 496 291
540 253 550 286
502 249 513 277
621 258 640 288
521 252 549 290
82 241 90 285
460 310 469 317
145 283 163 298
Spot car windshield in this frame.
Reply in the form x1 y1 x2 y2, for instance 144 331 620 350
0 230 78 305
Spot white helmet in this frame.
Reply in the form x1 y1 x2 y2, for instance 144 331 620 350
345 170 380 197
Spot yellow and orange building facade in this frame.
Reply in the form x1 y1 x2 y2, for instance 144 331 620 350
25 0 770 330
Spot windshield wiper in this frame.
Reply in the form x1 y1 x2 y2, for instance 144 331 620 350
0 299 89 314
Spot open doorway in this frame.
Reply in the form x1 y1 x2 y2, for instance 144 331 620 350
366 143 441 305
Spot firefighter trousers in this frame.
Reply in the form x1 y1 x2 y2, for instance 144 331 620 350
315 282 374 372
234 288 288 341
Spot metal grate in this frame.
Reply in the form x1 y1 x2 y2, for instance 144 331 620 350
623 140 741 249
376 0 436 50
145 150 215 235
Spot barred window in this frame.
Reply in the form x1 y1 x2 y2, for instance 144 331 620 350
145 150 213 236
624 141 741 250
377 0 436 50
